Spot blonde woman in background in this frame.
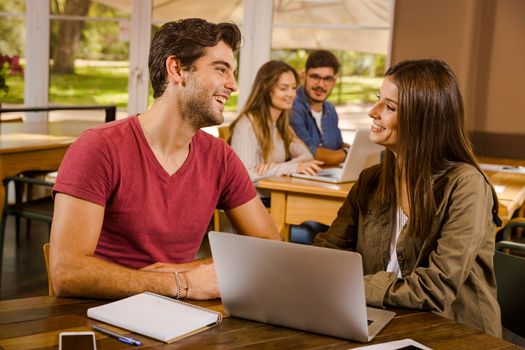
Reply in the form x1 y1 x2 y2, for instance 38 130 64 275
229 60 323 185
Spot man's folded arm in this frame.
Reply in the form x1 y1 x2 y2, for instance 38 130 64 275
50 193 216 299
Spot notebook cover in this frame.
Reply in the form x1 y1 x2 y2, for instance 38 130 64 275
87 292 222 343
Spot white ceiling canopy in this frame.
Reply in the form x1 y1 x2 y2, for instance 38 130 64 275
272 0 393 53
94 0 394 54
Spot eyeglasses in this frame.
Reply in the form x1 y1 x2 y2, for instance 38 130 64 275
307 73 336 84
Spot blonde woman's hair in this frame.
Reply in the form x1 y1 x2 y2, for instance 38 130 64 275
229 60 299 162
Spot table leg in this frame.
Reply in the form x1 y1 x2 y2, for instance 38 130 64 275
0 184 4 218
270 191 289 241
0 183 5 259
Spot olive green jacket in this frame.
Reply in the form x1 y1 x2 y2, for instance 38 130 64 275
314 163 502 337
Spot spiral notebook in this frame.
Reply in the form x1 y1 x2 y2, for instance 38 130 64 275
87 292 222 343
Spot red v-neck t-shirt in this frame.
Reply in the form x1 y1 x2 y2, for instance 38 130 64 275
53 116 256 268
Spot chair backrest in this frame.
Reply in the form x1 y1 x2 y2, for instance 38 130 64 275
218 125 231 142
212 124 232 232
0 105 116 123
494 241 525 337
501 217 525 240
43 243 55 296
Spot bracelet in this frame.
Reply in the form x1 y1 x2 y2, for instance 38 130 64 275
179 272 189 299
173 272 182 300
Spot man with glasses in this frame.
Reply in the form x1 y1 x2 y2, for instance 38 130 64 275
290 50 348 166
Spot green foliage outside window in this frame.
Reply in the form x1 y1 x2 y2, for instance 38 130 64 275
272 49 384 104
0 1 383 108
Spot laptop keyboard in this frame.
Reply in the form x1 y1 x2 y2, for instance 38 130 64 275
317 168 341 177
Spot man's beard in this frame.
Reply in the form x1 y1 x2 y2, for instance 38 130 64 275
179 76 224 130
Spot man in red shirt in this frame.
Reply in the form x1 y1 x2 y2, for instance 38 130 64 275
50 19 279 300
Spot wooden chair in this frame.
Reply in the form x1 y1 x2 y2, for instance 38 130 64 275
214 125 231 231
212 123 272 232
43 242 55 296
501 216 525 241
0 176 54 274
217 125 231 142
1 176 54 239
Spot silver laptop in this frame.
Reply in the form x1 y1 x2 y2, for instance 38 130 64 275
208 231 395 342
292 128 384 183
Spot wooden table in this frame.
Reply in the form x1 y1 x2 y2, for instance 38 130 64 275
484 170 525 224
0 133 75 215
257 169 525 241
479 156 525 220
257 176 351 240
0 296 519 349
0 120 100 224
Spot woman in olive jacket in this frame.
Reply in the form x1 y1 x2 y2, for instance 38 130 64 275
314 59 501 337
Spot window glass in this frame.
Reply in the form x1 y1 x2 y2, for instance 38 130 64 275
49 1 130 113
0 1 25 107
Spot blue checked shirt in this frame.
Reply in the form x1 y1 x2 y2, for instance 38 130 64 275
290 87 343 156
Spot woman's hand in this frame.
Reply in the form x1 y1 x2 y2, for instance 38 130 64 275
256 163 277 176
296 160 324 175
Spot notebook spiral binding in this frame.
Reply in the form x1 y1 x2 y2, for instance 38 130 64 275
144 292 223 324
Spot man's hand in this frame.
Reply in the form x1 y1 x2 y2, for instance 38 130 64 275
141 258 219 300
183 262 220 300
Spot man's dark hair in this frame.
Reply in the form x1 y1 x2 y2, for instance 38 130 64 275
305 50 340 75
149 18 242 98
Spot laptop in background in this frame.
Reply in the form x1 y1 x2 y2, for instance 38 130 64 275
208 231 395 342
479 163 525 174
292 128 384 183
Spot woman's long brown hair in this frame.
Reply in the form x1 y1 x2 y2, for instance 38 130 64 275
377 59 499 237
229 60 299 162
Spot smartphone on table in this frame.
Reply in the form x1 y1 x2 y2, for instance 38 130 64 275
59 331 97 350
